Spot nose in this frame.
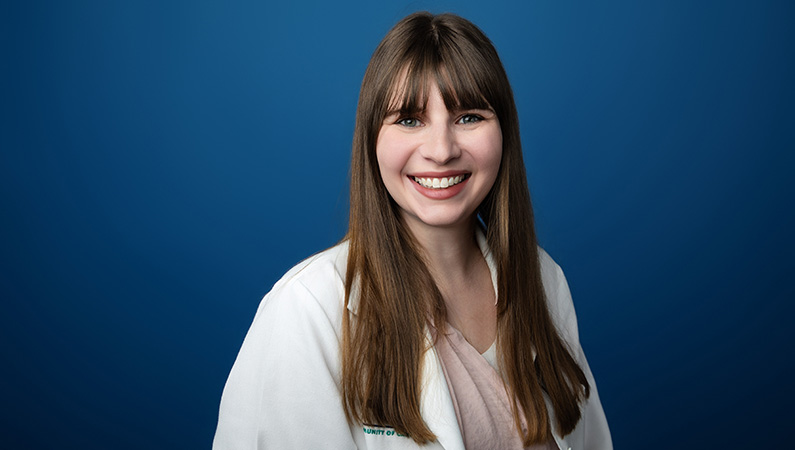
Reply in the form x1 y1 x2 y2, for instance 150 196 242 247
421 123 461 165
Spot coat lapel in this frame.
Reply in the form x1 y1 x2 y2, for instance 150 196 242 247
420 335 465 450
344 247 464 450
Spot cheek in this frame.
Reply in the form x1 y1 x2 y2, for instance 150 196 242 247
478 130 503 177
375 128 411 180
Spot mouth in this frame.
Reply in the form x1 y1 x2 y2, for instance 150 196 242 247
410 173 471 189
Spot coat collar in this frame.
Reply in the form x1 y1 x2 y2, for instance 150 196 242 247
475 227 499 306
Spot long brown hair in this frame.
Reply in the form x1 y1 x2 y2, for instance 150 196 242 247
341 12 590 445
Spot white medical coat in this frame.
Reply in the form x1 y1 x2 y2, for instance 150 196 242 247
213 234 612 450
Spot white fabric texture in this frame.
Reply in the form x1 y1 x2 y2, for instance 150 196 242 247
213 237 612 450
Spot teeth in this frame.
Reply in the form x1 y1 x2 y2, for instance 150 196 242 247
412 175 468 189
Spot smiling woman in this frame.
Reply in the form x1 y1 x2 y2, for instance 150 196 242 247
377 82 502 229
213 11 612 450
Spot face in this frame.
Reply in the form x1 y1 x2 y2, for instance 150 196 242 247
376 82 502 233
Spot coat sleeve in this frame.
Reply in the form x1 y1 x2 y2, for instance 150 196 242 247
541 251 613 450
212 277 357 450
574 344 613 450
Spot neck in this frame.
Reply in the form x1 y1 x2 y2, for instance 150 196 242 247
403 214 497 350
403 215 483 287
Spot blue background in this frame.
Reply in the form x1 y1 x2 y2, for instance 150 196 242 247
2 0 793 448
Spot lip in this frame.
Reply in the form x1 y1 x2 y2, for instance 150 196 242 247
407 173 470 200
408 170 470 178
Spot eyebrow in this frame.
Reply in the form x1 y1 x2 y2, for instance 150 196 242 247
384 106 424 117
384 105 493 117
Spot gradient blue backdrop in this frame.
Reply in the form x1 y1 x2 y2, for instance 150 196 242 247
2 1 794 448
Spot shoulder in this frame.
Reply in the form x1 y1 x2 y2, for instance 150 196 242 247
232 241 351 376
218 240 351 413
214 241 358 448
270 239 349 298
537 247 581 349
255 240 350 328
537 247 563 289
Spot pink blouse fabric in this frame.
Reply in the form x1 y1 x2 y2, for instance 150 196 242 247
434 324 557 450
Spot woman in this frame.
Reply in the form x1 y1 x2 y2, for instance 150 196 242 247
214 12 611 450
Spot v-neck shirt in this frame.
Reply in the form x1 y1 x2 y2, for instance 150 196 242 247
435 324 556 450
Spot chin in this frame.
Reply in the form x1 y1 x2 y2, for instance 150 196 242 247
412 210 473 229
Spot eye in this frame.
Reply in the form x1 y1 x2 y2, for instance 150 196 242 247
458 113 484 124
396 117 422 128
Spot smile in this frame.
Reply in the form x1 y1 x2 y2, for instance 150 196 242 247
411 174 470 189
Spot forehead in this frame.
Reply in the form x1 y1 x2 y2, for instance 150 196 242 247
384 65 490 113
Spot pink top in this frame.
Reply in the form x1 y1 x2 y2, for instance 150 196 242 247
434 324 557 450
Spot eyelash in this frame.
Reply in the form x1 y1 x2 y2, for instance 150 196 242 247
458 114 484 124
395 113 485 127
396 117 421 127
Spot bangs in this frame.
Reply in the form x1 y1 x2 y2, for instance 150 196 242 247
385 46 494 117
